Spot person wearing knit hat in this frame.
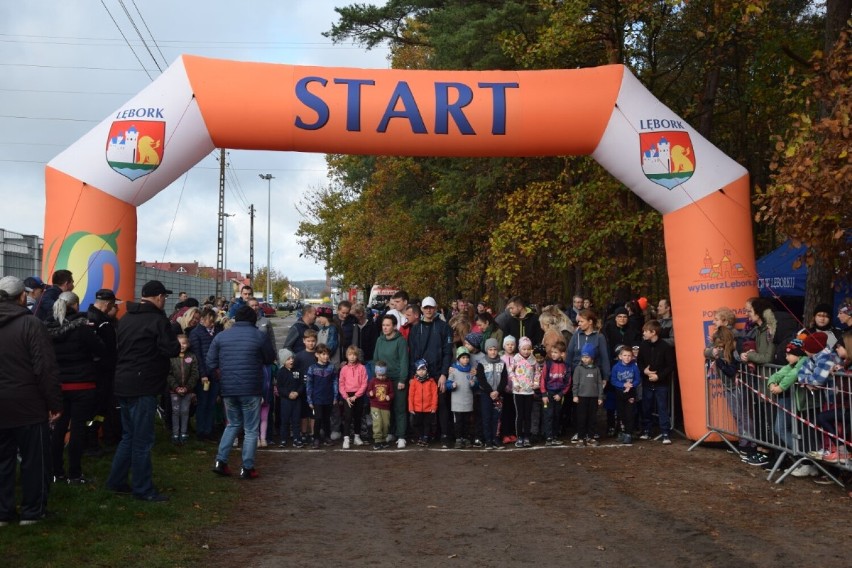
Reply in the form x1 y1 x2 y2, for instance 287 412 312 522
509 336 538 447
838 304 851 332
367 360 394 449
802 332 828 354
767 338 808 450
498 334 519 444
464 331 483 353
573 340 604 445
798 303 842 349
276 347 303 448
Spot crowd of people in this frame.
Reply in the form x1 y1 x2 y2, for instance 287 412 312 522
706 297 851 480
2 271 849 525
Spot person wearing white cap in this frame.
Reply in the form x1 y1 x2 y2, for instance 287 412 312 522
407 296 454 447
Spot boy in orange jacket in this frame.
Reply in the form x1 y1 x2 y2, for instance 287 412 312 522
408 359 438 447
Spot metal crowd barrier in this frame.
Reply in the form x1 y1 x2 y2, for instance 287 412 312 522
689 360 851 488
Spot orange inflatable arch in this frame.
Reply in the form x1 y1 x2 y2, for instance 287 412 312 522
45 55 756 440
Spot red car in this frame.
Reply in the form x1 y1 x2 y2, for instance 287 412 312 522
258 302 276 317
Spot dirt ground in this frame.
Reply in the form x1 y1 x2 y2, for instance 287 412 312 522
196 438 851 567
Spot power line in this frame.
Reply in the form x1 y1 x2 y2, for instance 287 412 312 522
0 62 151 71
117 0 163 73
131 0 169 68
100 0 154 80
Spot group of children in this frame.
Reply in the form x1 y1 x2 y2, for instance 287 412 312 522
707 303 851 472
262 321 671 450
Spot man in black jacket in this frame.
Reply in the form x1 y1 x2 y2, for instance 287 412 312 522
0 276 62 525
407 296 454 446
106 280 180 502
86 289 120 450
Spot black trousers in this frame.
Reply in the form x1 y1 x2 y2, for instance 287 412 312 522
0 422 51 522
313 404 333 440
51 388 97 479
575 396 600 439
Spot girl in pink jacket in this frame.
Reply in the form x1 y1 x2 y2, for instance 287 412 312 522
339 345 368 449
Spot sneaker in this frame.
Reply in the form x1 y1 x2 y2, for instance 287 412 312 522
342 437 351 450
639 432 651 440
570 434 579 444
745 453 770 467
311 440 321 449
52 475 67 484
330 431 342 441
0 521 9 527
373 443 382 450
171 435 180 444
397 438 407 449
19 519 41 525
502 436 514 444
472 439 484 448
551 438 564 446
180 434 190 443
322 438 333 447
259 439 268 448
441 437 449 449
293 440 304 449
492 442 505 450
823 449 847 463
582 438 589 447
454 440 463 449
232 438 239 448
813 475 834 485
545 438 554 446
606 427 616 437
807 449 829 460
616 432 625 444
789 463 818 477
515 440 524 448
212 460 232 476
593 433 601 440
523 439 532 448
67 477 89 485
419 438 428 447
661 435 672 445
589 438 600 447
239 467 259 480
279 441 288 448
386 434 396 443
353 435 364 446
621 435 633 445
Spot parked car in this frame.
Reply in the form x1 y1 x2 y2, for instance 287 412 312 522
258 302 276 317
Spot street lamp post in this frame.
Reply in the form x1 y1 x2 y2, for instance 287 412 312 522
221 212 235 297
259 173 274 303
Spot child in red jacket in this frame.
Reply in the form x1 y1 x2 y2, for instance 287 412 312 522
408 359 438 446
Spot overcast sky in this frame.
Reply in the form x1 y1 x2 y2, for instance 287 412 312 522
0 1 389 281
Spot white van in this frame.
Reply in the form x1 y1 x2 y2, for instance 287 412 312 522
367 285 398 310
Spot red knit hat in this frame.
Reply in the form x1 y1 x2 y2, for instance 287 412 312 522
802 332 828 354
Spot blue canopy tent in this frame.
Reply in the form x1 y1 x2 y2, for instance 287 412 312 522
757 239 850 319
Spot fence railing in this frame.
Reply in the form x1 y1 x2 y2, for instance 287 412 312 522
689 359 850 488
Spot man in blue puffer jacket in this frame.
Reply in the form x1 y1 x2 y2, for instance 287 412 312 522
207 306 275 479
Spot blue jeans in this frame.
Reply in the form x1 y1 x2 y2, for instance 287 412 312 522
642 385 671 435
107 395 158 498
217 396 261 469
774 394 794 450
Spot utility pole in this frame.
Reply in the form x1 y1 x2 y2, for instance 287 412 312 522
215 148 226 300
259 173 274 303
248 204 255 284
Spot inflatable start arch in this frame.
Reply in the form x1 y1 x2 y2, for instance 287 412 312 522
45 55 757 440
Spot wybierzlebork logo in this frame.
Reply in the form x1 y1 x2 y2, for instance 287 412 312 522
639 128 695 190
105 109 165 180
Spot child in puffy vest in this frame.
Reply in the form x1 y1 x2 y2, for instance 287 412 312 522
447 347 476 449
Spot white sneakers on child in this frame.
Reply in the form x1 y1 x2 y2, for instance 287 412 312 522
397 438 407 449
342 437 351 449
353 435 364 446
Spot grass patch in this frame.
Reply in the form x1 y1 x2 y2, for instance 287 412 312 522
0 429 239 567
